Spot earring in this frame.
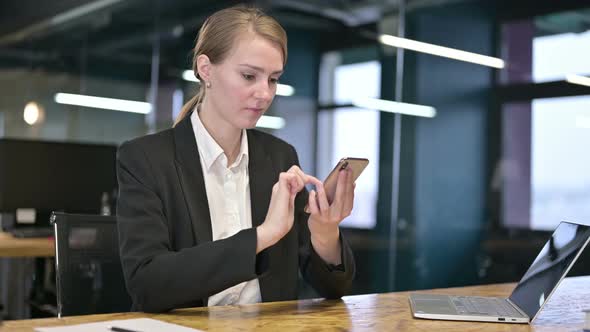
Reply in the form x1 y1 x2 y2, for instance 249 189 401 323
206 81 211 88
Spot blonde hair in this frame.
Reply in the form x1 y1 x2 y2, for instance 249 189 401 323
173 6 287 126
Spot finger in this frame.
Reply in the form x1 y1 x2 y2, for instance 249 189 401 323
331 169 348 212
288 166 306 189
315 181 330 214
338 170 351 218
308 190 320 215
342 172 354 217
285 167 304 193
288 165 304 177
305 174 323 188
343 168 353 196
277 173 290 193
287 174 303 195
287 165 306 181
346 168 354 199
338 169 353 218
278 173 295 195
289 165 324 188
281 172 304 196
271 174 292 208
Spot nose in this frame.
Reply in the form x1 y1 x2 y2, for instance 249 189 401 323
254 81 274 102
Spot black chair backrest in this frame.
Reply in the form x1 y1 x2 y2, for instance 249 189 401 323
51 212 131 317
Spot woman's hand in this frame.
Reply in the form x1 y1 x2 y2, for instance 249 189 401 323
307 167 355 265
257 166 321 253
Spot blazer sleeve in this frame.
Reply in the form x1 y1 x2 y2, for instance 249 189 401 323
289 146 356 298
116 141 267 313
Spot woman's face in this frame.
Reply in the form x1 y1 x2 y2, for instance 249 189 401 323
203 32 284 130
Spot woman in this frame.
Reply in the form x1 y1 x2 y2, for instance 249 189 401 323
116 6 356 313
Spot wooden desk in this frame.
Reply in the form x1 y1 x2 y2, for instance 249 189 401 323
0 231 54 319
2 276 589 332
0 232 54 257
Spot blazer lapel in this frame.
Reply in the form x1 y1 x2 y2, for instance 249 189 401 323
247 130 274 229
173 113 212 245
247 130 276 302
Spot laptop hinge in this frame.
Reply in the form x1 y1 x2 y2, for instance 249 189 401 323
506 298 530 320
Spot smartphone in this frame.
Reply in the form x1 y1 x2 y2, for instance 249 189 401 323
323 157 369 204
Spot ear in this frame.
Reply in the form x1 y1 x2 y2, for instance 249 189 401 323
196 54 212 83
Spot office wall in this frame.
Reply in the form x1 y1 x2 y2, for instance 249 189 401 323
0 69 147 144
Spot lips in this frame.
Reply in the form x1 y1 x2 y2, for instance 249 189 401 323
245 107 264 113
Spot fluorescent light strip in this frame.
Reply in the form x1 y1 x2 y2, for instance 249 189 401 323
353 97 436 118
379 34 505 69
256 115 286 129
182 70 295 96
566 74 590 87
182 70 199 82
51 0 125 25
54 93 152 114
276 84 295 96
576 117 590 129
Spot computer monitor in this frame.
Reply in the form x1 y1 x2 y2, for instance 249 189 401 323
0 139 117 221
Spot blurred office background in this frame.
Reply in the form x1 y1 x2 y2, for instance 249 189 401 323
1 0 590 320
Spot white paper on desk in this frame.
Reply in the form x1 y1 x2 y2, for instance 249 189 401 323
35 318 203 332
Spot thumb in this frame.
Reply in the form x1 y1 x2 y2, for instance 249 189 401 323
289 191 297 209
276 173 294 199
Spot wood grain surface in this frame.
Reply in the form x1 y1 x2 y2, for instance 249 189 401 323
0 232 54 257
2 276 588 331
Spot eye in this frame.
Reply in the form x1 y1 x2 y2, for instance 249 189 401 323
269 77 279 85
242 73 255 81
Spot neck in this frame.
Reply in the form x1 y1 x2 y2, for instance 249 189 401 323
199 100 242 165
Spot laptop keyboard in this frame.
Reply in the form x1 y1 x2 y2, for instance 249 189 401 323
452 296 523 317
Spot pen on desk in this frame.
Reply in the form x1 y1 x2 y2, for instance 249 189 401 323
109 326 141 332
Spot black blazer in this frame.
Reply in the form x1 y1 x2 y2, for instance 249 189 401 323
116 113 355 312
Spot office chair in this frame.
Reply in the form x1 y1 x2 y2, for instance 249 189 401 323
51 212 131 317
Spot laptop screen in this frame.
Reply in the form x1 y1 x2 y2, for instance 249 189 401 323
509 221 590 319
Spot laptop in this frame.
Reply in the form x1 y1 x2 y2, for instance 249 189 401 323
409 221 590 324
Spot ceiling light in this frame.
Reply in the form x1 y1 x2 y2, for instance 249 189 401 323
276 84 295 96
23 101 44 125
54 93 152 114
182 70 295 96
256 115 286 129
353 97 436 118
566 74 590 87
171 25 184 38
379 34 505 69
182 70 199 83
